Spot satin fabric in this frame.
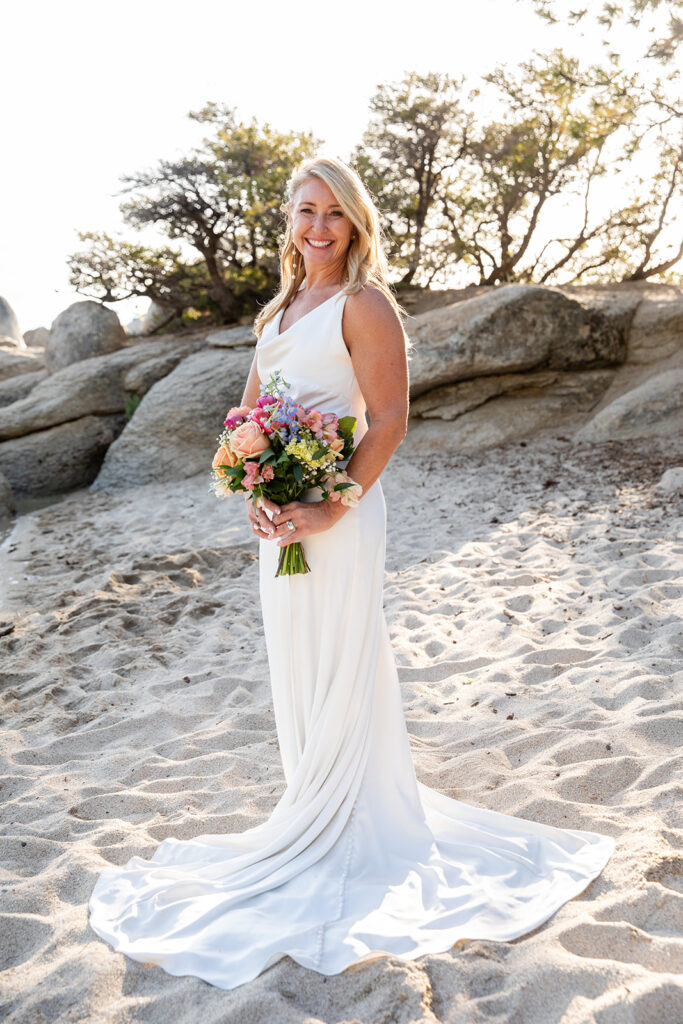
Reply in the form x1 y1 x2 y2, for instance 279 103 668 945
88 288 615 990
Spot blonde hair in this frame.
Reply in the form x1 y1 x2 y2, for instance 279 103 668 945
253 154 412 354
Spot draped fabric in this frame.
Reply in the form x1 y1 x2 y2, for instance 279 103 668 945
88 289 615 990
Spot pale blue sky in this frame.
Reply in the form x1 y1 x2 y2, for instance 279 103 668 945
0 0 665 334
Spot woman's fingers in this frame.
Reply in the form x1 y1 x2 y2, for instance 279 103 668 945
257 496 281 529
245 495 269 536
271 501 299 527
246 494 277 534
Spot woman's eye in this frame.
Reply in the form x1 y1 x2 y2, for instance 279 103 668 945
299 208 343 216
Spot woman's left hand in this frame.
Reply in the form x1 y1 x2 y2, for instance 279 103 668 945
270 499 347 546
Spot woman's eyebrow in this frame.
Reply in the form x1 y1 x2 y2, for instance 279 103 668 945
297 199 342 207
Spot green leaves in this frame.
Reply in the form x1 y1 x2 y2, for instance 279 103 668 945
337 415 357 437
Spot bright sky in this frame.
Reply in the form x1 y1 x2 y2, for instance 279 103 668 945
0 0 668 335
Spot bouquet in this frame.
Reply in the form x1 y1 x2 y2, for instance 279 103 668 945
209 371 363 576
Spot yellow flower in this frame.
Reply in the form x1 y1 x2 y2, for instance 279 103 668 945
285 438 331 470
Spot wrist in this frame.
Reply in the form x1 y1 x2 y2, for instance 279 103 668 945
325 498 349 521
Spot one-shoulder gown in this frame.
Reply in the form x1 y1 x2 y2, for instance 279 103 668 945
88 288 615 990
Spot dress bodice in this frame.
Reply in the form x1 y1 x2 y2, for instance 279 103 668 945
256 288 368 449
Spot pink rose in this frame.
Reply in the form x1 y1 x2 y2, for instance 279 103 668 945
230 420 270 459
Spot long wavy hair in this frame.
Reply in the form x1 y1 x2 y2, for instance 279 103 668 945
253 155 412 354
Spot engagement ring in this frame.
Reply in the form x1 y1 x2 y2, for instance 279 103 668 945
286 520 295 531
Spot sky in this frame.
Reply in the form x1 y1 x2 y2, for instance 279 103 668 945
0 0 673 336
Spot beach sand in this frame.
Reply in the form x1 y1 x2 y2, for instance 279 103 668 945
1 431 682 1023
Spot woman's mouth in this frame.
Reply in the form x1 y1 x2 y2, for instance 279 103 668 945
306 239 333 249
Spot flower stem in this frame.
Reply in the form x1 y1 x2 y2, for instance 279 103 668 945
275 540 311 576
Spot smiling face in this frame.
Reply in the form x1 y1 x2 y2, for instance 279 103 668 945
286 177 355 285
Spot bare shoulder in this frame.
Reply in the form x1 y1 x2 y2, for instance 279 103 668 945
345 284 398 324
342 285 404 356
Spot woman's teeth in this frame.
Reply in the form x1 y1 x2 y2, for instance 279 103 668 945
306 239 333 249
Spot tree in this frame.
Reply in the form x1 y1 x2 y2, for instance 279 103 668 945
67 232 216 323
513 4 682 281
351 72 472 287
68 106 320 324
522 0 683 65
594 137 683 282
440 50 641 284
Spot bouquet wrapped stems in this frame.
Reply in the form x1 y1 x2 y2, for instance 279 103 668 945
276 539 311 576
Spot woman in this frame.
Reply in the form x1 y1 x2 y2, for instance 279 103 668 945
88 156 615 991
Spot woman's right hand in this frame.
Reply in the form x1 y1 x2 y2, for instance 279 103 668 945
245 493 281 538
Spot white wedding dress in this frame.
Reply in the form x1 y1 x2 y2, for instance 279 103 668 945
88 288 615 990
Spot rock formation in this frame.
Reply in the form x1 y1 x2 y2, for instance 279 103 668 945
0 282 679 506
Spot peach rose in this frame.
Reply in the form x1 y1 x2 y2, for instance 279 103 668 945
229 420 270 459
340 482 363 507
212 444 239 474
329 437 345 458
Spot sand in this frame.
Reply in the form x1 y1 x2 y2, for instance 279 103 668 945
1 431 682 1023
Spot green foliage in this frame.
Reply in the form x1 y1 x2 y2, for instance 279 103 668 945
521 0 683 65
124 393 141 419
355 54 680 286
69 108 321 326
351 71 470 287
68 46 681 314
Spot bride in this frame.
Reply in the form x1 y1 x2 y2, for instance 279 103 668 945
88 155 615 991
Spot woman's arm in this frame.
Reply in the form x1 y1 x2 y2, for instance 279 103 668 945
339 286 409 499
240 350 262 408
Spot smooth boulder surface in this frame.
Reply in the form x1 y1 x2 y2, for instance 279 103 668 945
407 284 625 398
576 368 683 442
0 337 206 441
23 326 49 349
0 414 127 497
557 281 683 366
0 296 23 345
92 346 255 490
627 286 683 364
45 301 126 372
405 369 615 454
0 369 49 408
409 368 614 421
205 324 256 349
0 343 44 382
655 467 683 493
